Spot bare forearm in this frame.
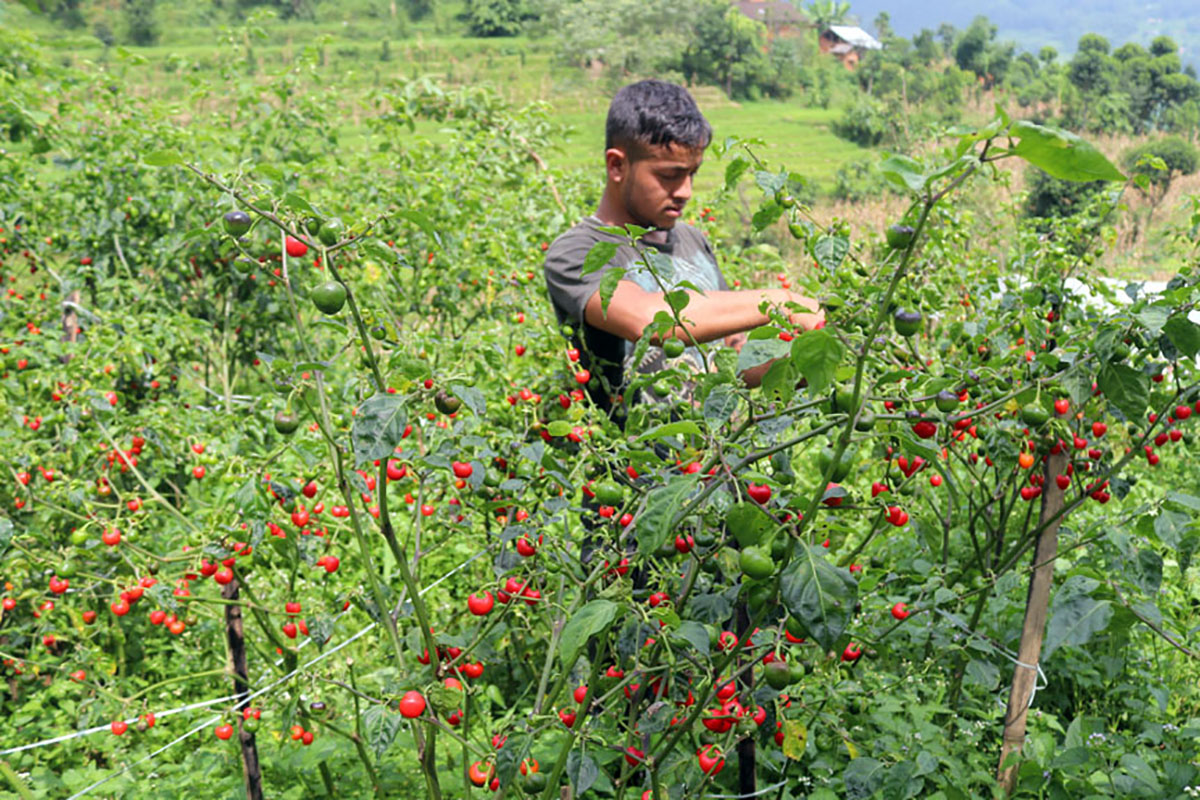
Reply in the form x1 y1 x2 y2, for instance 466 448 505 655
649 288 791 346
739 359 775 389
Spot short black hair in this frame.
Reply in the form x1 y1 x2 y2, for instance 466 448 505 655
605 80 712 160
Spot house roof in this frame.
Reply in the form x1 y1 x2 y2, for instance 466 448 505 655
825 25 883 50
735 0 809 26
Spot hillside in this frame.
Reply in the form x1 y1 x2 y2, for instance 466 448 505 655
845 0 1199 67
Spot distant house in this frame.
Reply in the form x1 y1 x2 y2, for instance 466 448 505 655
820 24 883 69
734 0 811 42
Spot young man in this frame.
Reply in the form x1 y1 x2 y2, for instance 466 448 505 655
543 79 823 425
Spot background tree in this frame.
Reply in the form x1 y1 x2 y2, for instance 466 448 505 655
872 10 892 42
682 0 772 99
123 0 159 46
1123 135 1200 237
465 0 524 37
954 15 1014 88
551 0 690 77
804 0 851 31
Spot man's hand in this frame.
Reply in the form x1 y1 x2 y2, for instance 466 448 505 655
724 332 748 352
783 291 825 332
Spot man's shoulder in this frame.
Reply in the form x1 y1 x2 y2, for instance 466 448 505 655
546 217 615 259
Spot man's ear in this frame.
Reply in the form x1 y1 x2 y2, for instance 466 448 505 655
605 148 628 183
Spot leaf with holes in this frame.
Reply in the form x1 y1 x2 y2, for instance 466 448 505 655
636 474 699 554
351 393 408 468
812 235 849 271
780 545 858 650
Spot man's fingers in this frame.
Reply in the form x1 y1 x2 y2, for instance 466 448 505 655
788 311 825 331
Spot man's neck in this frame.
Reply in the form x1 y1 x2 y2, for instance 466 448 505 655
595 189 668 244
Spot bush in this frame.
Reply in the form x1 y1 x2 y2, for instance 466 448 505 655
832 98 888 147
466 0 524 37
1123 135 1200 186
93 20 116 48
832 157 895 202
123 0 160 46
1024 166 1108 219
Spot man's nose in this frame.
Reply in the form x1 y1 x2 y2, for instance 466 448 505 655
674 175 693 203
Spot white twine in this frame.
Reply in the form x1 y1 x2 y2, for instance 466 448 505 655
934 608 1048 711
706 778 791 798
3 545 490 797
62 620 377 800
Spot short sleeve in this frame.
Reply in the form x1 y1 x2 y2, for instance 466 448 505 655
544 233 596 323
543 227 631 324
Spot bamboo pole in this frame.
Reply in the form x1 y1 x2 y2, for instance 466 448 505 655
997 449 1067 793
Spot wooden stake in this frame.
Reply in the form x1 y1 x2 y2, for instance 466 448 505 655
997 449 1067 793
223 579 265 800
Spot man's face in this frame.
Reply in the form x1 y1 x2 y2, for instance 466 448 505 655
610 142 704 230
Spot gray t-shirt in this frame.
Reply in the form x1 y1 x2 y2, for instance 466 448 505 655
543 215 729 421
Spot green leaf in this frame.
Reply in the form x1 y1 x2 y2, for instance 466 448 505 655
396 209 442 248
560 600 620 668
751 202 785 231
1097 363 1149 421
761 359 797 403
1153 509 1189 548
547 420 572 437
1050 746 1094 769
495 733 530 789
565 752 599 796
780 545 858 650
964 658 1000 690
448 383 485 416
1163 314 1200 358
754 169 786 194
282 193 317 216
1009 121 1125 182
702 385 739 427
790 330 844 396
1165 492 1200 512
880 154 926 193
672 621 710 656
843 757 885 800
351 393 408 468
636 420 703 442
812 235 849 271
1044 595 1113 659
0 518 12 560
664 289 690 313
737 337 790 373
1134 305 1170 337
1118 753 1162 792
637 475 699 554
305 615 335 647
582 241 619 276
360 705 404 759
598 267 626 316
143 149 183 167
1132 549 1163 595
724 156 750 189
914 751 938 777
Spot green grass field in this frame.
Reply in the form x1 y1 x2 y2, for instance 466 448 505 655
8 1 867 196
